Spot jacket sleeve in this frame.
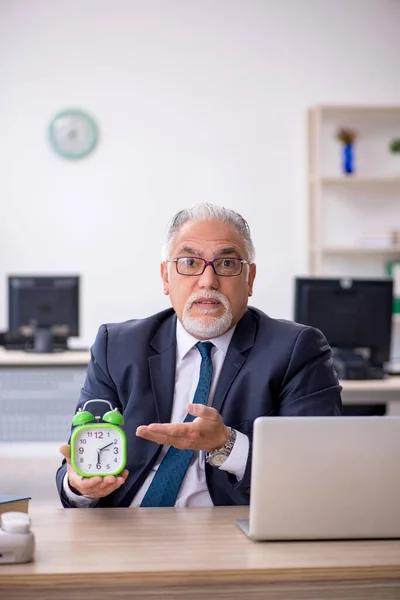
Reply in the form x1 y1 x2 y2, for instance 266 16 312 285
55 325 122 506
278 326 343 416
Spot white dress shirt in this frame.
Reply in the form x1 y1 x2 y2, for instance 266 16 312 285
64 321 249 507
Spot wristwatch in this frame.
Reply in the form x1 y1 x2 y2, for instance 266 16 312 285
206 428 237 467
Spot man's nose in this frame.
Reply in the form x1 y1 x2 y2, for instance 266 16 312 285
197 263 219 289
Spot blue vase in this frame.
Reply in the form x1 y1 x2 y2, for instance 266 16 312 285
343 143 354 174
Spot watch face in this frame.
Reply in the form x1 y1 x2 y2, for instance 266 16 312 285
48 109 98 159
207 452 226 467
71 424 126 477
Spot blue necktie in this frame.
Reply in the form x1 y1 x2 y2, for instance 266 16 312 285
140 341 214 507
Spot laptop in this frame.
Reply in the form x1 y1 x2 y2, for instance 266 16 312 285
237 416 400 541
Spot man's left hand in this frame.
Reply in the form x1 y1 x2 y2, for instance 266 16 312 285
136 404 229 452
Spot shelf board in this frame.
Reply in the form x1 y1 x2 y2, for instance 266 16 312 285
320 246 400 256
311 176 400 185
312 105 400 113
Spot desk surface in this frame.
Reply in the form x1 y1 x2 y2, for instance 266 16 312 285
0 347 90 366
341 376 400 392
0 507 399 600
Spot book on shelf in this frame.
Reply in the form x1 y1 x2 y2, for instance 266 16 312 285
0 494 30 517
359 230 400 248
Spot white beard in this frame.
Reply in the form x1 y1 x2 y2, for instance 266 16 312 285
182 290 233 339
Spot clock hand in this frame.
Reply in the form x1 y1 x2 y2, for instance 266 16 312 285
98 442 114 452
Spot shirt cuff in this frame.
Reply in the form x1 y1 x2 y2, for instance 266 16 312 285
62 472 99 508
218 430 249 480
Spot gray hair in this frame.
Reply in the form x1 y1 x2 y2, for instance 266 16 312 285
162 203 255 262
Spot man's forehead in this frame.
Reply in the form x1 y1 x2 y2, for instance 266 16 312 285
171 220 244 251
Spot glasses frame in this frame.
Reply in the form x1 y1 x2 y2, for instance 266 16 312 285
169 257 250 277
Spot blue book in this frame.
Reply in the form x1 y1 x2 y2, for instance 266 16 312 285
0 494 30 516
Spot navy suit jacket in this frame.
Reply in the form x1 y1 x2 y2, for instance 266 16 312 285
56 307 342 507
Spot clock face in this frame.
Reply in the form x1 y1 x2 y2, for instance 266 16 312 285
48 109 98 159
71 424 126 477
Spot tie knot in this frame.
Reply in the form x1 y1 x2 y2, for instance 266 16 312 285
195 341 214 359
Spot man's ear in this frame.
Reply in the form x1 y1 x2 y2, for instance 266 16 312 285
160 262 170 295
248 263 256 297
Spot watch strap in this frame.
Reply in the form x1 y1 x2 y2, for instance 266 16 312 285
206 428 237 466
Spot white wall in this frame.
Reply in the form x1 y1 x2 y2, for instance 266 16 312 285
1 0 400 346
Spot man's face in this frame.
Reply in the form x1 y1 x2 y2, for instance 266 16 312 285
161 220 256 340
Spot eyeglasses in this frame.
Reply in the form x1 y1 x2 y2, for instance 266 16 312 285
169 257 250 277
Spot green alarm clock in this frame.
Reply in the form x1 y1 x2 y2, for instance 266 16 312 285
70 399 127 478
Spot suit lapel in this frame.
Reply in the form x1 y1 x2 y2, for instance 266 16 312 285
212 309 257 413
148 314 177 424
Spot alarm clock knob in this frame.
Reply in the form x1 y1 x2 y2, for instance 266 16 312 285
72 409 94 427
103 409 124 426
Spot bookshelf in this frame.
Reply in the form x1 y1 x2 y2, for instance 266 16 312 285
308 105 400 276
308 105 400 359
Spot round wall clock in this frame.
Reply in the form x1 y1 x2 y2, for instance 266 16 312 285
48 109 99 159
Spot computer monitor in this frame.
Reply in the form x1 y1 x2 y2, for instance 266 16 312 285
294 277 393 379
8 275 80 353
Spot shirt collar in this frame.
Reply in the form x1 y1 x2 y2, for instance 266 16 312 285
176 319 236 361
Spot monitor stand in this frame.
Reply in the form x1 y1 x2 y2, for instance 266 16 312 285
31 328 53 353
332 348 385 380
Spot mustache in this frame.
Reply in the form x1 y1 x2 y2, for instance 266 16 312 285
186 290 229 309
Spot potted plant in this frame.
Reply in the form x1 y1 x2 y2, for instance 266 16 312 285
389 138 400 175
336 127 357 175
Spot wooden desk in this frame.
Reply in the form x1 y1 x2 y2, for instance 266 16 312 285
0 508 399 599
0 347 90 367
341 378 400 392
341 377 400 415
